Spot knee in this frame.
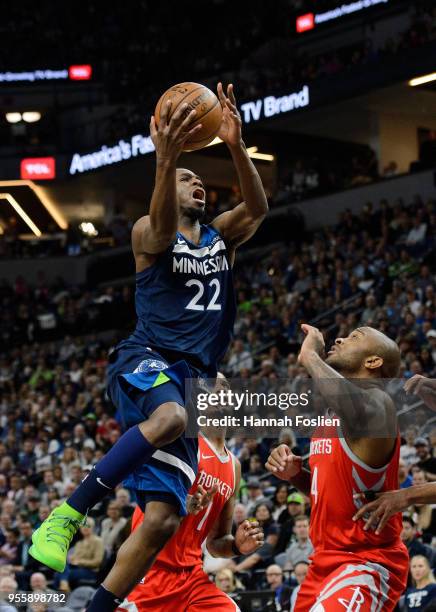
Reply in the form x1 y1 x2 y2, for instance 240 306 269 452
145 511 180 546
141 403 187 445
166 404 187 438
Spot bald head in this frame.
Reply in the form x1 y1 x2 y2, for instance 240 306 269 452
360 327 401 378
326 326 400 378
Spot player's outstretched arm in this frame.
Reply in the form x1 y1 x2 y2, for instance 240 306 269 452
132 101 202 257
352 483 436 533
405 375 436 411
211 83 268 256
206 458 264 558
265 444 311 495
298 324 394 438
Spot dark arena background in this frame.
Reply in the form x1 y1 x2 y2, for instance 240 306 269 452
0 1 436 611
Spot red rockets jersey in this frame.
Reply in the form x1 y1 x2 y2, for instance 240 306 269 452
308 428 406 555
131 433 236 568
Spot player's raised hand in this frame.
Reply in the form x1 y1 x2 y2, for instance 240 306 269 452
187 484 218 515
216 82 242 148
150 100 202 163
298 324 326 366
265 444 302 481
352 489 409 534
404 375 436 411
235 519 264 554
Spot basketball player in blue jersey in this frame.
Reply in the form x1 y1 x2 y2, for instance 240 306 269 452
29 83 268 611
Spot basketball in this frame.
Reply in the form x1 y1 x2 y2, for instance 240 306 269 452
154 82 222 151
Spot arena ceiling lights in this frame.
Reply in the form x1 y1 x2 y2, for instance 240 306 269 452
205 138 274 161
0 180 68 232
5 111 41 123
0 192 42 236
408 72 436 87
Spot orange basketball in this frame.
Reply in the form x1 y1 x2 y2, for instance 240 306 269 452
154 82 222 151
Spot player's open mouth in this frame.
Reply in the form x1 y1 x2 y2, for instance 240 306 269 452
192 188 205 203
327 347 336 355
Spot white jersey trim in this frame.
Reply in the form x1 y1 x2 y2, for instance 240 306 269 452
200 432 231 464
173 239 226 259
338 433 394 474
152 449 196 484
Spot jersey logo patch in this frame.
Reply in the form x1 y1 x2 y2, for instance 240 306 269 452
338 587 365 610
134 358 168 374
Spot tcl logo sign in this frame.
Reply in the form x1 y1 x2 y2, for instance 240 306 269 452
21 157 56 180
296 13 315 33
69 65 92 80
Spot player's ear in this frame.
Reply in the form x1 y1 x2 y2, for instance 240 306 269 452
364 355 383 371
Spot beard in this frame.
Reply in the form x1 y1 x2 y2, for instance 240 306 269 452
183 205 206 221
325 354 343 372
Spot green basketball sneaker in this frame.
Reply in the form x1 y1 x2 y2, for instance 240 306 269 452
29 502 86 572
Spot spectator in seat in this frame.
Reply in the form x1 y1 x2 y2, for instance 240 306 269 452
55 517 104 591
100 501 127 556
401 516 434 565
14 522 41 590
232 503 247 536
271 484 289 522
276 492 306 554
414 438 436 480
404 555 436 611
215 568 243 595
406 217 427 247
290 561 310 611
0 575 19 611
265 564 292 611
399 459 413 489
227 339 253 375
245 479 268 517
278 515 313 570
29 572 57 598
115 488 134 519
0 529 19 567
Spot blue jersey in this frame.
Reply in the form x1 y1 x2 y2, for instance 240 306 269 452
405 584 436 610
128 224 236 375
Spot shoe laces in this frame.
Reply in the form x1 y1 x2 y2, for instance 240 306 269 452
46 514 85 552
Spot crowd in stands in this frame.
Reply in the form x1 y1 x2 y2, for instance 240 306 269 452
0 189 435 609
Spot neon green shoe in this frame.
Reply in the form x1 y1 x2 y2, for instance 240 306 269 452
29 502 86 572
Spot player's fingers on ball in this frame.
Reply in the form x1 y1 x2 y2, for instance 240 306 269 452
225 97 238 114
170 102 190 128
185 124 202 140
227 83 237 105
161 99 172 124
217 82 226 106
178 108 197 132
